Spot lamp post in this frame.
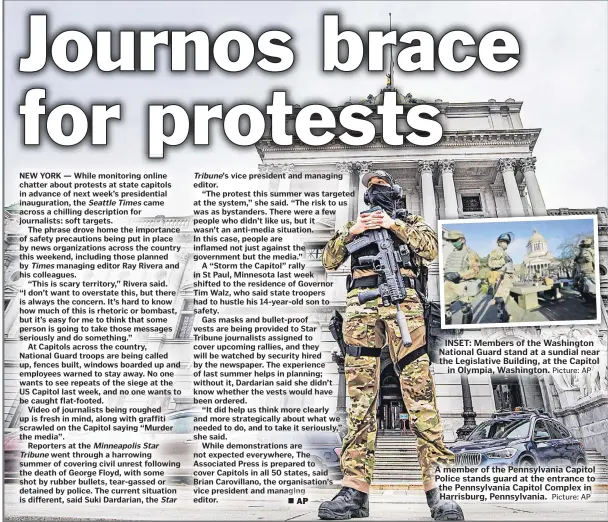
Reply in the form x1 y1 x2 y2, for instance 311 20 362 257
456 374 477 440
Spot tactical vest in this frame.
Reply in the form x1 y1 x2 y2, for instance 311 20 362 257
444 248 470 273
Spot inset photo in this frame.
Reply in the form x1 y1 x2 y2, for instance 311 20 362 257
439 216 600 328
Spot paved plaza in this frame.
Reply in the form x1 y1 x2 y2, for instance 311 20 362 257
4 486 608 521
450 286 597 325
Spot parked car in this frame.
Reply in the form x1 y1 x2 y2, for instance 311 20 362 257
450 409 586 468
301 432 342 480
4 430 21 482
153 408 344 483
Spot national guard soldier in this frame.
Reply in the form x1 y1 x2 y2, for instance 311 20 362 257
574 237 596 300
319 171 464 521
487 233 515 322
442 230 480 325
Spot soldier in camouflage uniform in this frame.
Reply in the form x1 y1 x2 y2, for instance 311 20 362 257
574 237 596 300
487 233 515 322
318 171 463 521
443 230 480 325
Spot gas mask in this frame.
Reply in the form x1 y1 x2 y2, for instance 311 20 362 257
366 184 397 213
451 239 464 251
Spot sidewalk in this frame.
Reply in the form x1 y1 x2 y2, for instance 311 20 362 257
5 486 608 520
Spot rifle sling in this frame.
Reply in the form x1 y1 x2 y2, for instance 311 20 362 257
394 347 428 374
350 274 424 296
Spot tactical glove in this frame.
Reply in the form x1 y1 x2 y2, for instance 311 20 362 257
445 272 461 283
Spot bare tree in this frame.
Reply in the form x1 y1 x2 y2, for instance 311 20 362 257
557 233 593 278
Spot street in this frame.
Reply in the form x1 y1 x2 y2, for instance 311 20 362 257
4 486 608 520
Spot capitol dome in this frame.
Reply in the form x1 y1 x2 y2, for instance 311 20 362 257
523 228 556 278
529 229 546 243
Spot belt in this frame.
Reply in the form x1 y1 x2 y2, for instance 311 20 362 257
351 275 424 295
345 344 427 370
345 345 382 358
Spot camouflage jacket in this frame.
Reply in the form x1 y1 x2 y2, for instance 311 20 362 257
574 248 595 277
322 213 438 272
443 245 481 280
488 247 506 270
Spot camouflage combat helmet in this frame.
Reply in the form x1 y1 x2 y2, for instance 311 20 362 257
361 169 395 187
497 232 514 244
444 230 465 241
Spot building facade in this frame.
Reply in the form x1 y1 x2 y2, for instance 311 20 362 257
3 88 608 462
255 87 608 457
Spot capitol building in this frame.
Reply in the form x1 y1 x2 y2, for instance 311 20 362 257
522 229 558 279
3 84 608 484
255 84 608 470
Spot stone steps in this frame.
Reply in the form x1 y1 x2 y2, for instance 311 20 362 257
372 433 608 484
373 432 421 484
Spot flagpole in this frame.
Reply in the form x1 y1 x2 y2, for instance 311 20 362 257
389 13 394 89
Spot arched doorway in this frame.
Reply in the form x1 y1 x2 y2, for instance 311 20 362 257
379 366 407 430
491 374 524 411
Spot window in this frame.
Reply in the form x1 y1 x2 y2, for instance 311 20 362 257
175 299 195 339
461 195 483 213
548 420 571 439
171 415 194 434
468 419 531 441
533 420 551 441
305 246 324 260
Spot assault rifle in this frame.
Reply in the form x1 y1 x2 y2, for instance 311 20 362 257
345 207 413 347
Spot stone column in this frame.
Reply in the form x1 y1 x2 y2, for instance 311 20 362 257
334 162 352 231
519 157 547 216
418 160 437 229
418 161 439 302
257 163 275 193
277 163 294 193
438 159 458 219
498 158 525 217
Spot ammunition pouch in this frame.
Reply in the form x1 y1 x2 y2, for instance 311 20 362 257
424 301 442 364
328 311 347 358
328 311 382 359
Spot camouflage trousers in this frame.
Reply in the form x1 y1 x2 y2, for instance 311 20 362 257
443 280 473 317
490 270 514 300
341 292 454 493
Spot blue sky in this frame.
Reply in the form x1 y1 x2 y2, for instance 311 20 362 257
443 218 595 263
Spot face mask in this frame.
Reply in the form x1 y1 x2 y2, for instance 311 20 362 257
452 239 464 250
367 184 395 213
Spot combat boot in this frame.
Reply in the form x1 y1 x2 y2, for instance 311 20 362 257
318 487 369 520
427 488 464 521
495 298 510 323
460 303 473 324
